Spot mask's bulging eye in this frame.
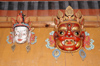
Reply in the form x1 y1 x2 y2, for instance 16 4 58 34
74 31 79 36
59 31 65 36
60 31 64 35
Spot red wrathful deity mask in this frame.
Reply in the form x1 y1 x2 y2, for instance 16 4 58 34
46 6 94 60
54 6 85 52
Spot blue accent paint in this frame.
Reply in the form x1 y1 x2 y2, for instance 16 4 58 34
49 31 54 35
52 49 61 58
45 39 55 49
14 23 18 27
6 36 12 44
31 32 37 44
14 23 30 28
20 11 22 13
85 31 90 36
79 49 86 59
31 32 34 34
85 31 94 50
85 39 94 50
45 31 55 49
6 32 13 44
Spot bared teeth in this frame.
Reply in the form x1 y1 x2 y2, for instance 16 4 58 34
75 41 76 44
70 35 72 37
66 36 68 37
62 41 65 45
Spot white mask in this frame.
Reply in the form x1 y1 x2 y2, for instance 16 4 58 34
14 27 29 44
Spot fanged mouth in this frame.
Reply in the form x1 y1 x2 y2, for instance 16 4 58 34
61 40 77 46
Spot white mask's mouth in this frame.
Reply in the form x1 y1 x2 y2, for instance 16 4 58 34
18 39 22 41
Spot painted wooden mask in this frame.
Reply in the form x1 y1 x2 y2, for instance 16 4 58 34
54 6 84 52
45 6 94 60
7 12 37 52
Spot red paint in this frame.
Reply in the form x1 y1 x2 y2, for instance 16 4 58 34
18 39 22 41
0 9 100 17
54 22 85 52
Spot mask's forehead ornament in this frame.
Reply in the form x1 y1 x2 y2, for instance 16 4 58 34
45 6 94 61
7 11 37 52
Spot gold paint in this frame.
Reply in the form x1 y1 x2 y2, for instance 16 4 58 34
68 31 70 33
66 48 73 51
56 40 82 53
56 40 63 47
65 6 74 16
58 21 81 28
64 40 75 46
59 43 63 46
75 10 82 18
58 27 67 31
54 51 59 56
57 10 63 18
72 27 80 31
76 41 81 47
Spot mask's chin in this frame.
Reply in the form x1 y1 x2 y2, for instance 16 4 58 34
56 39 82 52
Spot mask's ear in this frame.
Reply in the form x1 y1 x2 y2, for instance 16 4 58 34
28 31 31 44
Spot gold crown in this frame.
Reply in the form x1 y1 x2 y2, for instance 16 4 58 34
54 6 84 26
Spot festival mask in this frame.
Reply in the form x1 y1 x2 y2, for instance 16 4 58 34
7 11 37 52
45 6 94 60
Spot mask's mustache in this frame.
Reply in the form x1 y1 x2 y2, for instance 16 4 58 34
58 37 80 42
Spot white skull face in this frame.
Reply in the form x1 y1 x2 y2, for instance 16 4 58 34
14 27 29 44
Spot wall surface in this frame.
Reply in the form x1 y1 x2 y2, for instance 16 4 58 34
0 0 100 66
0 27 100 66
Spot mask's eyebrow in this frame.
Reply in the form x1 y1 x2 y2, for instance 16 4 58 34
58 27 67 31
71 27 80 31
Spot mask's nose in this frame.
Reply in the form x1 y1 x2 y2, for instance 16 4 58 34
66 30 73 37
18 33 22 38
65 39 74 44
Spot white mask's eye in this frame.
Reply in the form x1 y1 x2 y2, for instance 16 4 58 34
15 33 17 36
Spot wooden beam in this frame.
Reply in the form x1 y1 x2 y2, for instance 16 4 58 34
0 21 100 28
0 16 100 28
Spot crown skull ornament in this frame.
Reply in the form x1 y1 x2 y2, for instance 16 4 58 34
6 11 37 52
45 6 94 61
